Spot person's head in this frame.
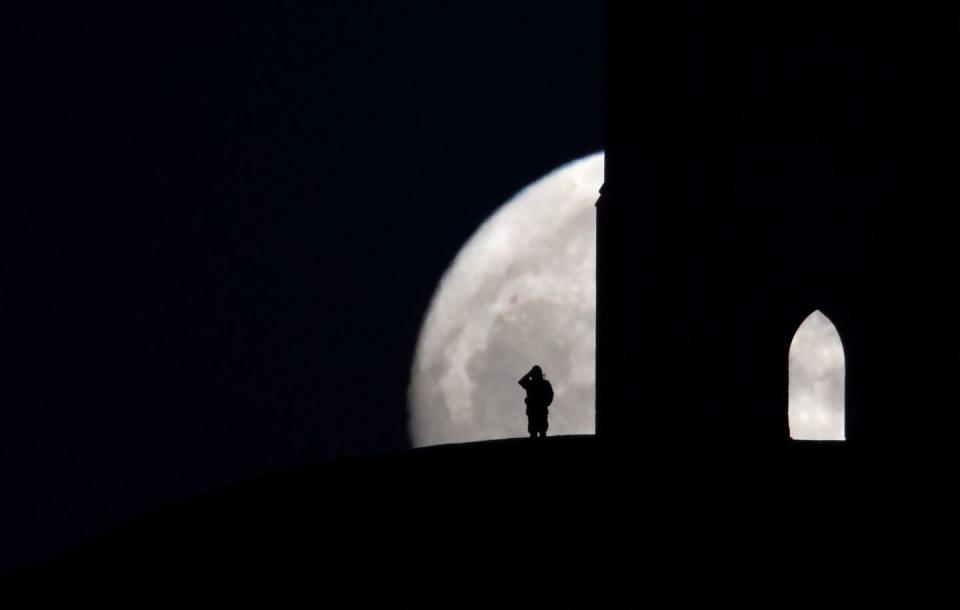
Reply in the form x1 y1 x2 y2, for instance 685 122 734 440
530 365 543 379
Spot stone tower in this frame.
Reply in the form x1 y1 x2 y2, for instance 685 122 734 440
597 2 960 452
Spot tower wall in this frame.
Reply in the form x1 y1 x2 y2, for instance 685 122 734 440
598 2 960 450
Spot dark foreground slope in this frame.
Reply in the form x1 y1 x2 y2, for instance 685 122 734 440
4 436 951 608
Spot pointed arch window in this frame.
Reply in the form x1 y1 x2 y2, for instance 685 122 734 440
788 310 845 440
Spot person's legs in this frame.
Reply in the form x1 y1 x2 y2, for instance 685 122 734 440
532 414 547 438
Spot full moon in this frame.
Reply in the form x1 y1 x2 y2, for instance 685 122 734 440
409 153 603 447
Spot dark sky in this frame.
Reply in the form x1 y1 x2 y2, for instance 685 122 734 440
1 2 603 571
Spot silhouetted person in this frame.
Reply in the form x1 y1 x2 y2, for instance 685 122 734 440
518 365 553 438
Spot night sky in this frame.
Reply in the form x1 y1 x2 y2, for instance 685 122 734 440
1 2 602 571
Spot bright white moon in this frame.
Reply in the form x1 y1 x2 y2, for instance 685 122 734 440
788 310 846 440
409 153 602 447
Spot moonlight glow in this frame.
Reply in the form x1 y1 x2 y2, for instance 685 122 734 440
409 153 602 447
788 310 846 440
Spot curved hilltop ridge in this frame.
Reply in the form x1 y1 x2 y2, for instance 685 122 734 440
4 435 950 607
6 436 597 607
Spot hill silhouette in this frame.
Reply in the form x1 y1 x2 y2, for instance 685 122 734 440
4 435 949 607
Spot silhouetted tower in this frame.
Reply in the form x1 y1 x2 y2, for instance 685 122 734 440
597 2 960 452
